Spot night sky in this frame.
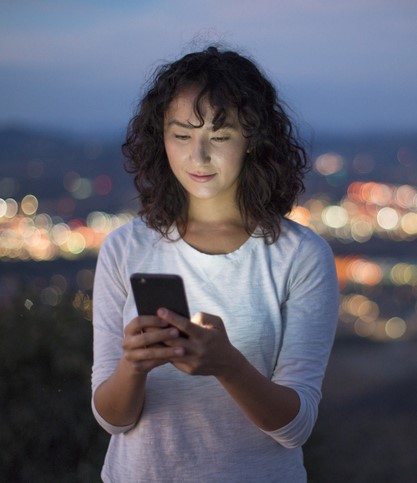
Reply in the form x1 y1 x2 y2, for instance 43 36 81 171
1 0 416 134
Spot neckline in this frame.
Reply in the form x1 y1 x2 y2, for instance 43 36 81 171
171 224 260 260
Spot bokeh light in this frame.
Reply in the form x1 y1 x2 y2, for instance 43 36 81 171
3 174 416 342
93 175 112 196
322 205 348 229
397 146 417 167
352 153 375 174
21 194 39 216
314 153 344 176
3 198 18 218
377 207 399 230
385 317 407 339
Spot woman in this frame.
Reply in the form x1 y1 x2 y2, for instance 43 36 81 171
92 46 339 482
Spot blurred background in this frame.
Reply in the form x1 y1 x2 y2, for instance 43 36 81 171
1 1 416 482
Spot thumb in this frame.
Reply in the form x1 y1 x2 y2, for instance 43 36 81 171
191 312 223 329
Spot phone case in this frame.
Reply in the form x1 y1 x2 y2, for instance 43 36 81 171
130 273 190 318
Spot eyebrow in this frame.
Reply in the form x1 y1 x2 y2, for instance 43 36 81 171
166 120 195 129
166 119 237 130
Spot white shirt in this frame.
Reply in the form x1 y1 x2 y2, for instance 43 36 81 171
92 217 339 482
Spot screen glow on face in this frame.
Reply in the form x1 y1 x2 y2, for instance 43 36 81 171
164 87 249 205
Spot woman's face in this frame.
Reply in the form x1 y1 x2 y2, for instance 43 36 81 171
163 87 249 206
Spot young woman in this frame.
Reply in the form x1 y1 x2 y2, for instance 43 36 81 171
92 46 339 482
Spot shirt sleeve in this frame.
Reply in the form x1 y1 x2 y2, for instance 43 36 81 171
90 232 135 434
263 230 339 448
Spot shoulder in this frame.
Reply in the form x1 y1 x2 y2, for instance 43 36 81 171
102 216 146 243
99 216 158 258
278 217 332 256
279 219 337 289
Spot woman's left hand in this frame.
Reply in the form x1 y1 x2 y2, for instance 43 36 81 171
156 308 238 377
157 308 301 431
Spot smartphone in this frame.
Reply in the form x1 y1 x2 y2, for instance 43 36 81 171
130 273 190 318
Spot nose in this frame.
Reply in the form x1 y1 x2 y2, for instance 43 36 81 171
191 137 210 164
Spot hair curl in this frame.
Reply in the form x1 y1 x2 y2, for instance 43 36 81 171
122 46 309 242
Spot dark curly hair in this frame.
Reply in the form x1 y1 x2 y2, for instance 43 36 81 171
123 46 309 242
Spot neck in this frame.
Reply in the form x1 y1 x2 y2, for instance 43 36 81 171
187 197 243 227
177 197 257 255
181 203 252 255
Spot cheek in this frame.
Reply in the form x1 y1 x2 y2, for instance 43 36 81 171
165 149 186 181
164 142 179 167
226 146 246 172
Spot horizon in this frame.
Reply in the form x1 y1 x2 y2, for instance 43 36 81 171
1 120 416 143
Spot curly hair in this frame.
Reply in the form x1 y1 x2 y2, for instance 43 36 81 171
122 46 309 242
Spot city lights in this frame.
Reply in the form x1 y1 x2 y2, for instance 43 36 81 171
289 180 417 243
1 176 416 342
0 195 134 261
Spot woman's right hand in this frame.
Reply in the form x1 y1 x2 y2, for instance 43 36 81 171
121 316 185 374
93 316 184 428
93 316 184 427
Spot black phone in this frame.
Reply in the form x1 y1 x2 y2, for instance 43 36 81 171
130 273 190 318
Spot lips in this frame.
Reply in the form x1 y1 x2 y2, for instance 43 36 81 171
187 172 217 183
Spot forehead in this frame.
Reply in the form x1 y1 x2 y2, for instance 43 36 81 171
166 87 207 117
164 87 238 126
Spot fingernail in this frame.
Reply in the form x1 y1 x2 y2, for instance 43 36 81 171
169 328 179 337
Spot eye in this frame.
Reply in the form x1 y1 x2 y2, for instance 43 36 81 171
211 136 230 142
174 134 190 140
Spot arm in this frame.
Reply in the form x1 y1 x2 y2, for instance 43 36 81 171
91 234 184 433
160 309 300 430
93 348 148 430
160 232 339 447
93 317 184 430
216 346 301 431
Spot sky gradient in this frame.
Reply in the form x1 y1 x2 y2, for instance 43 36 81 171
1 0 416 135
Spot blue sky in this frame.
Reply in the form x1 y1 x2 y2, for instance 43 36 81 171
1 0 416 135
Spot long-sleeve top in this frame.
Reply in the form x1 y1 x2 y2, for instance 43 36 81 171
91 217 339 482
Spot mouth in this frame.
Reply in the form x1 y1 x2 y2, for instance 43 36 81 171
187 172 217 183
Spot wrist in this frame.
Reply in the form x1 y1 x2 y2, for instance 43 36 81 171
217 346 247 383
120 353 150 380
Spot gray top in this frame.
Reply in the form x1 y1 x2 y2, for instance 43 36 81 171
92 217 339 482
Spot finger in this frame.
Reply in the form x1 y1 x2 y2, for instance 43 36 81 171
123 326 181 350
143 327 182 347
127 345 185 363
156 308 200 337
124 315 169 336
